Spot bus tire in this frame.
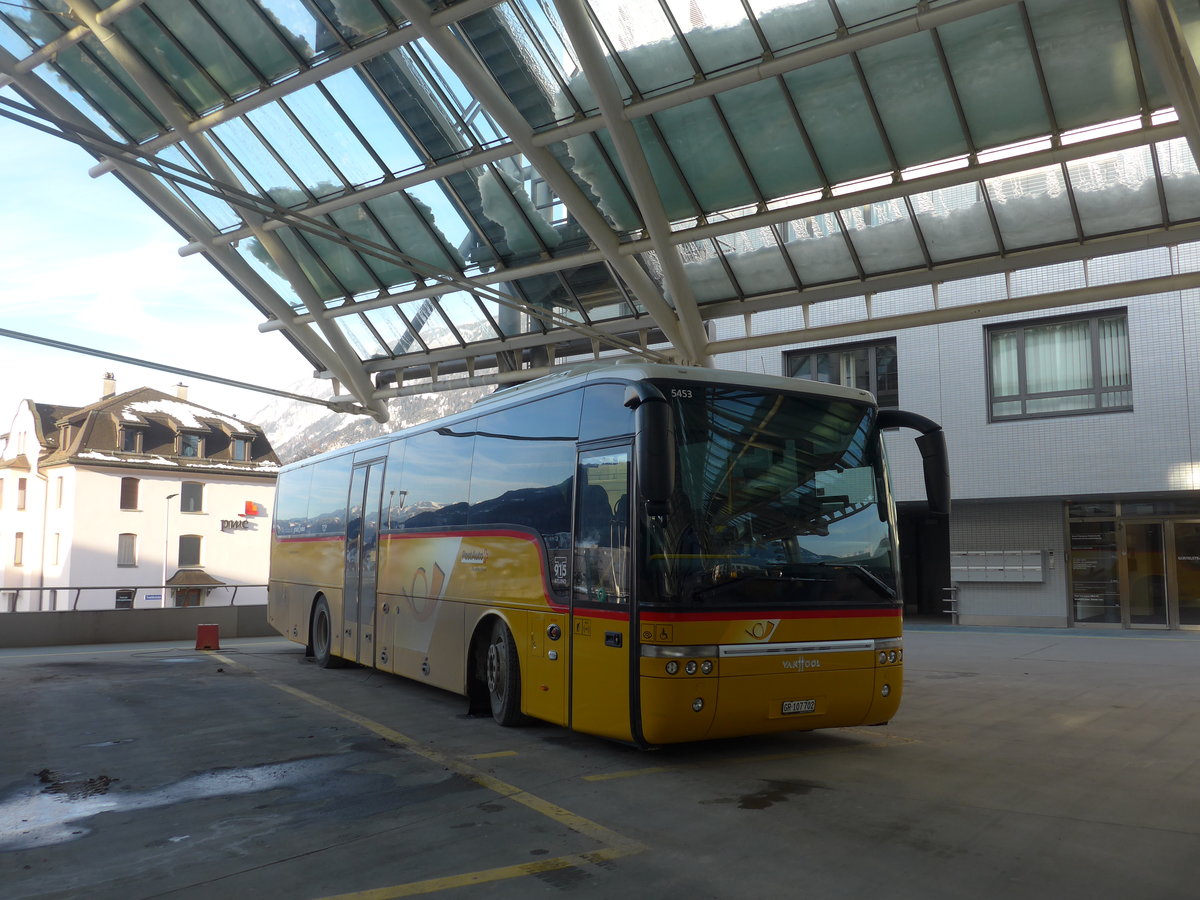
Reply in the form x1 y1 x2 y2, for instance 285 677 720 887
485 619 522 726
312 597 342 669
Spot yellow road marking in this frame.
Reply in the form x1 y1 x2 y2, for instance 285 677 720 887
468 750 519 759
582 766 670 782
208 653 644 898
321 846 639 900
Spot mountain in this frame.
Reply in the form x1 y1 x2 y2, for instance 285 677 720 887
251 380 489 465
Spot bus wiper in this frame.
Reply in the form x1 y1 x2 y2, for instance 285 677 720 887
814 563 897 599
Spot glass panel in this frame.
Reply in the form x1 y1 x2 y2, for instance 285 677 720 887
283 86 387 188
196 0 303 81
1070 521 1120 623
280 227 371 297
436 291 500 343
587 2 693 94
782 58 891 185
257 0 326 60
1126 522 1168 626
1174 523 1200 626
720 226 795 298
235 240 304 307
245 103 344 197
338 312 389 360
145 0 260 99
782 211 859 284
404 181 485 273
856 31 966 168
1157 138 1200 222
1026 0 1140 131
326 205 415 290
662 0 761 73
842 200 925 275
717 80 823 199
309 0 391 44
676 241 736 304
654 99 754 213
1067 146 1161 236
747 0 839 54
52 41 163 140
323 70 424 177
211 117 304 205
986 164 1077 249
911 183 998 263
937 5 1050 149
112 7 226 115
1098 315 1129 389
363 306 420 356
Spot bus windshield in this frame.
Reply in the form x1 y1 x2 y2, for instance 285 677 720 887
645 383 896 610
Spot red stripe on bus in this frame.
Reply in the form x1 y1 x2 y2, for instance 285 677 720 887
641 608 901 623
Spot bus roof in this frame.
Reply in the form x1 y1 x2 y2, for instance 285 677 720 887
282 363 875 471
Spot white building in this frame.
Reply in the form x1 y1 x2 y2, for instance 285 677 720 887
0 376 279 611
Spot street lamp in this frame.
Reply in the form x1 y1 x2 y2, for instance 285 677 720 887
162 493 178 609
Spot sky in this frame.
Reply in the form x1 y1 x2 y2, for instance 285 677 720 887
0 111 319 432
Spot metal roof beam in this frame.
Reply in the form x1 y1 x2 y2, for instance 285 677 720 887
1130 0 1200 169
389 0 696 363
553 0 709 365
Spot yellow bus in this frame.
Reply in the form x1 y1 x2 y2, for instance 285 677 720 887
268 363 949 745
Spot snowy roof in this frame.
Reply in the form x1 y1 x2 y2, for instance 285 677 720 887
5 0 1200 419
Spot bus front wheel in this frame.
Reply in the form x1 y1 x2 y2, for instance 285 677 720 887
312 597 342 669
485 620 522 726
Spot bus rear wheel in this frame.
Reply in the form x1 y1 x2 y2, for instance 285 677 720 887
485 620 522 726
312 597 342 669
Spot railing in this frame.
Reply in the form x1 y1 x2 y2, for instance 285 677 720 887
0 583 267 612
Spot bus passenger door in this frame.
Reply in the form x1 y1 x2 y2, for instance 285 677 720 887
344 459 385 665
570 447 633 741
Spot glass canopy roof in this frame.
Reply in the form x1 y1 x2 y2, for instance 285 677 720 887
3 0 1200 419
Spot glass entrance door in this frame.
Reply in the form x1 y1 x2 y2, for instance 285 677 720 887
1172 521 1200 628
1124 522 1168 627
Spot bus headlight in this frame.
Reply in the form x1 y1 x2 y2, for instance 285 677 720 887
685 660 698 675
878 651 887 665
700 660 713 674
692 698 705 712
888 650 897 663
666 661 679 675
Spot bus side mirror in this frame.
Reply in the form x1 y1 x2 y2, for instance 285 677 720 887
876 409 950 518
624 384 675 517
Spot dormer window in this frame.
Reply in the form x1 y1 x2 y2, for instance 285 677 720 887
179 433 204 458
120 427 143 453
232 436 251 461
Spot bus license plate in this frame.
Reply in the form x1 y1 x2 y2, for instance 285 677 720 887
782 699 816 715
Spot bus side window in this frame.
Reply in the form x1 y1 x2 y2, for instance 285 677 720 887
580 383 633 442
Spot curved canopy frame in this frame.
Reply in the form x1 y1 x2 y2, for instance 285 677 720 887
3 0 1200 418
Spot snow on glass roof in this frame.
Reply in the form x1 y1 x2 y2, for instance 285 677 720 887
3 0 1200 420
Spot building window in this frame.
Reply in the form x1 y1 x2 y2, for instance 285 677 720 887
55 476 64 508
14 532 23 566
179 433 203 458
120 428 142 453
117 533 137 567
232 436 251 461
115 589 135 610
178 534 202 567
987 311 1131 420
120 477 139 510
17 477 26 510
181 481 204 513
174 587 204 608
785 339 899 408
